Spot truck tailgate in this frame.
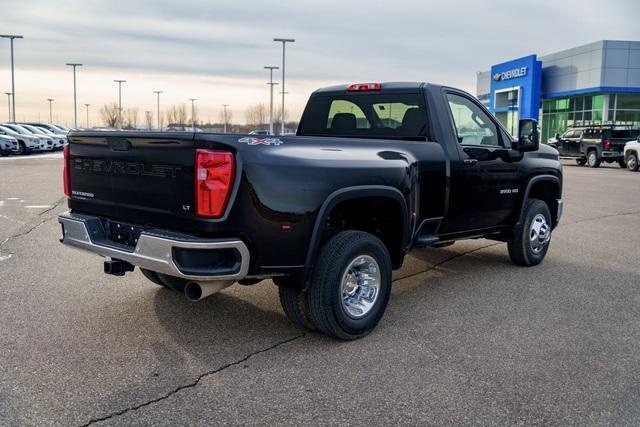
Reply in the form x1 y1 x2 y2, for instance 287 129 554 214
67 133 196 221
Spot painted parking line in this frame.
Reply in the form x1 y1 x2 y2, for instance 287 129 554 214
0 152 62 161
24 205 53 209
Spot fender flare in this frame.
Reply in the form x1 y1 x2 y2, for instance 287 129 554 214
302 185 410 286
517 174 561 226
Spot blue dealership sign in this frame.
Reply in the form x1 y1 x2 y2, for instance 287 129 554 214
489 54 542 120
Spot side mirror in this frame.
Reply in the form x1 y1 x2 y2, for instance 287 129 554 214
514 119 539 152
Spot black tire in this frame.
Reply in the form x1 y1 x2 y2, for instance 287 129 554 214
575 158 587 166
627 153 639 172
18 142 26 155
508 199 552 267
587 150 600 168
617 159 626 168
140 268 167 288
278 286 315 331
156 273 189 292
307 230 392 340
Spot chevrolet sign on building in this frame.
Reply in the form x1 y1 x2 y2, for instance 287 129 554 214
493 66 528 81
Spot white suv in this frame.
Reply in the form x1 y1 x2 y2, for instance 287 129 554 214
624 137 640 171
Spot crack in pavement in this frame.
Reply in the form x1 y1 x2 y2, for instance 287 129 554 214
0 197 66 258
80 333 307 426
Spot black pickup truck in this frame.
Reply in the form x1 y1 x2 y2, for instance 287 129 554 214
59 82 563 340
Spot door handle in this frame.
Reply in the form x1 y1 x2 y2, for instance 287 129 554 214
463 159 478 166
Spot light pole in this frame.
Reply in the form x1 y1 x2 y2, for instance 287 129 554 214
188 98 197 131
47 98 54 123
264 66 279 135
114 79 126 129
153 90 163 130
66 63 82 128
4 92 11 121
1 35 23 122
222 104 229 133
273 38 294 135
84 103 90 128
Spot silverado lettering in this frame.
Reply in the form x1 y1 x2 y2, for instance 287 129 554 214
59 82 563 340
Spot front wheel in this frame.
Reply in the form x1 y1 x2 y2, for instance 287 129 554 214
587 150 600 168
307 230 392 340
627 153 639 172
618 159 627 168
507 199 552 267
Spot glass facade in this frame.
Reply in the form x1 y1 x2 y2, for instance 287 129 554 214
540 93 640 143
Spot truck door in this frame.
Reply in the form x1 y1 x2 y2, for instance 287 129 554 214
438 91 521 234
564 130 582 156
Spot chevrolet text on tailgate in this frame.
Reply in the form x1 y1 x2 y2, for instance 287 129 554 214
59 82 563 340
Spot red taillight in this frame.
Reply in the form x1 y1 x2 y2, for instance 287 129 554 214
347 83 381 92
63 144 70 197
603 139 612 151
195 149 235 218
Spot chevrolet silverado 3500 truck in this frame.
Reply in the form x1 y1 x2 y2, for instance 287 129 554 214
59 82 563 340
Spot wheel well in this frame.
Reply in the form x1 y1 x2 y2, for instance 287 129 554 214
625 150 638 161
324 197 405 269
527 180 560 226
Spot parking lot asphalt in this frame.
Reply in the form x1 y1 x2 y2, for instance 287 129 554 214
1 157 639 426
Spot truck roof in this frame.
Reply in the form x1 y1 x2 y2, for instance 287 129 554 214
313 82 431 95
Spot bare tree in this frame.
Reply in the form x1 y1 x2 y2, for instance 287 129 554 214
166 104 188 126
245 103 268 127
273 106 289 133
123 108 139 129
100 103 119 128
145 111 153 130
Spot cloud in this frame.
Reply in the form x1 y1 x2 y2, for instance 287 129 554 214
0 0 638 124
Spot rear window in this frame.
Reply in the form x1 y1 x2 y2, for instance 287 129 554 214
298 93 428 139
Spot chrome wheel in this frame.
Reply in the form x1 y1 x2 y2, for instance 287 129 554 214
588 151 597 166
628 155 637 171
340 255 380 319
529 213 550 254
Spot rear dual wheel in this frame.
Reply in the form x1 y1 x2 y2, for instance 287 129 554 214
279 230 392 340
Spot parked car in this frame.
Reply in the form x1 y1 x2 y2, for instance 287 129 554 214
0 133 18 156
20 124 65 150
549 125 640 168
3 123 53 151
249 130 270 135
624 136 640 171
22 122 69 136
59 81 562 340
0 125 41 154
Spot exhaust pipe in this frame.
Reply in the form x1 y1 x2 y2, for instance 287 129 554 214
184 280 234 302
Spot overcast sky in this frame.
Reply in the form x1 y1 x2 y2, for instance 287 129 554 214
1 0 639 126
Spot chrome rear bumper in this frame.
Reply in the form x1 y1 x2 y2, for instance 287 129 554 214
58 211 250 281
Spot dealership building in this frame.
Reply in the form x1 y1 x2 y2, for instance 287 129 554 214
476 40 640 142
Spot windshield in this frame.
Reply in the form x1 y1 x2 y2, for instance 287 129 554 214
23 125 45 135
5 124 32 135
298 93 428 139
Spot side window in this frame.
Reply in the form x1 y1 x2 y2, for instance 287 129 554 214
327 100 370 129
446 93 500 147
